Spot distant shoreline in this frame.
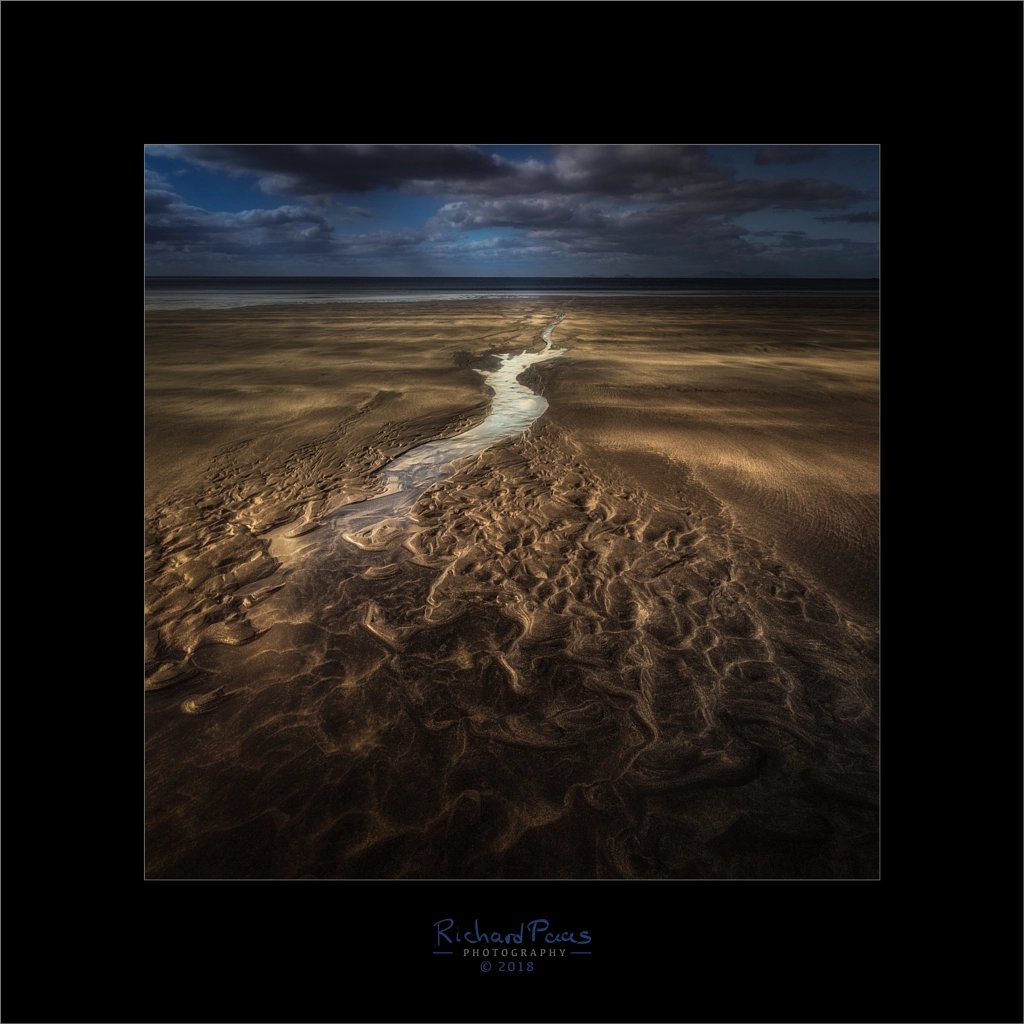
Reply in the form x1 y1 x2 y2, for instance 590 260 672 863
145 276 878 311
146 275 879 285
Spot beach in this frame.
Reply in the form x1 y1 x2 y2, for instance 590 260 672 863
145 293 879 878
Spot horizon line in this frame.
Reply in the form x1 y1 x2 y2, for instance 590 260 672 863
145 274 879 281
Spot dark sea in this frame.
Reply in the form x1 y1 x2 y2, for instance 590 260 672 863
145 276 878 310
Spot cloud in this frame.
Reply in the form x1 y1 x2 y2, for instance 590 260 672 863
147 144 865 215
145 144 509 197
774 235 852 249
145 146 877 275
423 145 863 213
754 145 830 165
145 167 171 190
817 209 880 224
327 203 374 222
145 178 336 254
430 198 579 229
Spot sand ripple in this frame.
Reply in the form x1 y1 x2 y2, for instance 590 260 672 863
147 423 877 878
146 297 878 878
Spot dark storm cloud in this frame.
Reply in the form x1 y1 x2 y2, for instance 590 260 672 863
145 188 180 215
145 146 877 274
146 144 509 196
148 144 864 215
145 174 765 270
818 209 880 223
754 145 830 165
432 175 860 237
420 145 863 213
400 145 728 202
427 186 853 268
542 145 719 198
671 176 860 214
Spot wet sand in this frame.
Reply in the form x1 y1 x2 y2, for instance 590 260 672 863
145 295 879 878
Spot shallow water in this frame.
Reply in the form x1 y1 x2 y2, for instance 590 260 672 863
376 318 563 504
269 316 564 554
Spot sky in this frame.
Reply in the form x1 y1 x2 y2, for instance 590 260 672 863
144 145 879 278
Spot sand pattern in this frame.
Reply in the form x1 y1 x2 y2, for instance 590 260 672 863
145 296 878 878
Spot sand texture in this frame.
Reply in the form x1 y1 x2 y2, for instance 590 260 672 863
145 295 879 878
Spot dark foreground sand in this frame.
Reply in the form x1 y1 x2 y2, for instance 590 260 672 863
145 295 878 878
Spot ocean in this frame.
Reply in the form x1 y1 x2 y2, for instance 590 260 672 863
145 275 879 310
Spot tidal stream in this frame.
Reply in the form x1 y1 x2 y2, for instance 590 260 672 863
264 315 564 568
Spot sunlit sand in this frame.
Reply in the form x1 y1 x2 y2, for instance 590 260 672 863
146 294 878 878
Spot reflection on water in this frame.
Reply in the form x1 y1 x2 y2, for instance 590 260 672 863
272 316 564 551
378 319 562 497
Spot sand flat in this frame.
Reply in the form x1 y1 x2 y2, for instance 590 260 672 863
146 295 878 879
538 296 879 617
